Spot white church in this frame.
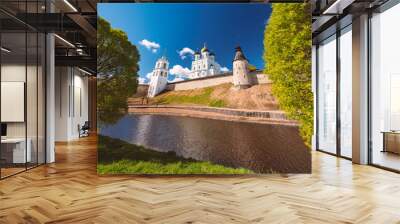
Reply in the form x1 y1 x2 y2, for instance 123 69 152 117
147 46 251 98
147 56 169 97
188 44 222 79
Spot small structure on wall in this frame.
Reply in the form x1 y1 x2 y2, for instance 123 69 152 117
232 46 251 89
147 56 169 98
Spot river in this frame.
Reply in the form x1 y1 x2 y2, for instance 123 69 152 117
99 114 311 173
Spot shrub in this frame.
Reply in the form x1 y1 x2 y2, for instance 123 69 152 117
264 3 313 148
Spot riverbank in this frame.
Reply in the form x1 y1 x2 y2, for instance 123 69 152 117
98 135 254 174
128 105 298 126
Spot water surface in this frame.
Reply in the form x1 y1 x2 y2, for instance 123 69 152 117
99 114 311 173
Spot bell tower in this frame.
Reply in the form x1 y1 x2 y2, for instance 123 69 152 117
147 56 169 97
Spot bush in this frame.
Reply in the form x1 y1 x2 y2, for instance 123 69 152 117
264 3 313 148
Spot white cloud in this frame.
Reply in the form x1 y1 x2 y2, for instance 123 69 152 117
221 67 229 72
138 77 148 84
137 72 153 84
169 77 185 83
177 47 195 59
169 65 191 77
138 39 160 53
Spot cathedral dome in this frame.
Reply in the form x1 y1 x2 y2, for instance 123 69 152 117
201 43 209 53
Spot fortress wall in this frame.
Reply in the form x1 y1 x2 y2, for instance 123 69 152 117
249 73 272 85
166 72 271 91
171 75 233 91
133 84 149 97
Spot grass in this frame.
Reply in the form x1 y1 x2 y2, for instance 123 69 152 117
98 160 253 174
153 87 227 107
97 135 253 174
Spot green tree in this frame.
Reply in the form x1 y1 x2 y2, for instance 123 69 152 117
97 17 140 124
264 3 313 147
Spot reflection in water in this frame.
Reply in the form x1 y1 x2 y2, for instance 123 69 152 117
98 110 126 127
99 114 311 173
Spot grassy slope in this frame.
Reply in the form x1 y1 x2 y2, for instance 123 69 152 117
137 83 280 111
98 135 253 174
152 86 227 107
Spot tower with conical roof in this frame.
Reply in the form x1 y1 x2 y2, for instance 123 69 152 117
147 56 169 97
232 46 251 89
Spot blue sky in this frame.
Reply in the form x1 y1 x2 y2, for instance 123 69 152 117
98 3 272 83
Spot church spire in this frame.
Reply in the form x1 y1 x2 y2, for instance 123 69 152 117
201 43 209 53
161 48 167 60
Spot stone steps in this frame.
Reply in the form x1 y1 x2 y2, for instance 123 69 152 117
128 105 288 121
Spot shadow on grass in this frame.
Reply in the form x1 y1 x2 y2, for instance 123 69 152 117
97 135 253 174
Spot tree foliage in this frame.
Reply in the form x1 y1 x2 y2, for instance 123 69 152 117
264 3 313 147
97 17 140 79
97 17 140 124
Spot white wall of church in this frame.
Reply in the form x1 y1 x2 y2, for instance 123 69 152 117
189 50 222 79
148 75 168 97
148 57 169 98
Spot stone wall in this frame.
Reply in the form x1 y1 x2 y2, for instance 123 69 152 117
168 74 233 91
167 71 270 91
129 105 290 121
249 73 271 85
133 84 149 97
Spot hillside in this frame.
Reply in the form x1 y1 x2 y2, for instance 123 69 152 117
128 83 280 111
